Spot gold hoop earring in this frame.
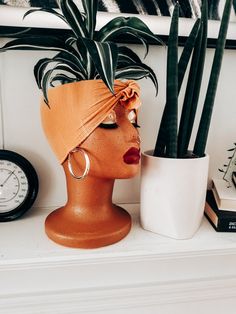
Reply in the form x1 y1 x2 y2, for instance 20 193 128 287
68 147 90 180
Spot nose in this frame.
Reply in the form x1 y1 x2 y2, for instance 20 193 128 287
129 131 141 145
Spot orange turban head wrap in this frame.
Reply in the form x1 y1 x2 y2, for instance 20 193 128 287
41 79 141 164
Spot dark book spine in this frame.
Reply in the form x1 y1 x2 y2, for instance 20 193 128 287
205 212 236 232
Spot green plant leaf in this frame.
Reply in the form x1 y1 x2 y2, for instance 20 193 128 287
53 51 85 72
42 64 77 105
81 0 98 38
50 74 77 87
0 36 67 52
52 63 86 78
153 4 179 158
41 68 54 106
0 26 31 37
117 46 142 65
165 4 179 158
82 38 118 93
157 17 200 158
178 0 208 157
32 47 87 90
115 64 158 93
96 16 164 46
34 57 52 89
178 18 200 93
58 0 88 38
193 0 233 157
23 8 66 23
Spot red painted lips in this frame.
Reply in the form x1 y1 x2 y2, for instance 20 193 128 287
123 147 140 165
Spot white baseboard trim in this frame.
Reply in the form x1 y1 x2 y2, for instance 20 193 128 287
1 275 236 314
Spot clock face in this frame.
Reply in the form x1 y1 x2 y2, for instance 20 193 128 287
0 150 39 222
0 160 29 213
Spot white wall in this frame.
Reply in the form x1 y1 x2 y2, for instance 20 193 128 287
0 41 235 207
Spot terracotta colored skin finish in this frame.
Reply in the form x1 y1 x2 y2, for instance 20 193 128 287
45 104 140 248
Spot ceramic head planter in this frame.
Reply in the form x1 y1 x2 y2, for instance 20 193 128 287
41 80 141 248
0 0 159 248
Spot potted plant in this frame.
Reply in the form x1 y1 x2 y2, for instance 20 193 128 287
140 0 233 239
0 0 160 248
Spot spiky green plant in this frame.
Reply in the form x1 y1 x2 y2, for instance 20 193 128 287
0 0 160 105
153 0 232 159
219 142 236 187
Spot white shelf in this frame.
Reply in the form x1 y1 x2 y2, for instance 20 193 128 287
1 204 236 314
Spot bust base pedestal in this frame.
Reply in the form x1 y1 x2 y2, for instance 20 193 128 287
45 205 132 249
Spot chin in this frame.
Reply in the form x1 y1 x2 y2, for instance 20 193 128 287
116 164 140 179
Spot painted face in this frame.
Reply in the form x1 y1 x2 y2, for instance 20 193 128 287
75 103 141 179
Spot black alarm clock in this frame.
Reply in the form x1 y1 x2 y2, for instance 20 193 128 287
0 150 39 222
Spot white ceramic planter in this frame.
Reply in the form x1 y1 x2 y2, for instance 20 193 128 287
140 150 209 239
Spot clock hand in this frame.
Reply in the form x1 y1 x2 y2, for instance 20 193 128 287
0 170 15 187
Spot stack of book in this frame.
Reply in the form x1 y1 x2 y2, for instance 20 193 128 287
204 178 236 232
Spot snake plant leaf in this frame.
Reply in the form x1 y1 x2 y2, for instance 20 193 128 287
81 0 98 38
193 0 233 157
178 18 200 93
96 16 164 46
183 0 208 154
154 17 200 158
23 8 66 23
165 4 179 158
58 0 88 38
153 4 179 158
82 38 118 93
177 30 204 157
177 1 207 157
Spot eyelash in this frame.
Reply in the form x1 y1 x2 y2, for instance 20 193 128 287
99 122 140 129
132 122 140 128
98 123 118 129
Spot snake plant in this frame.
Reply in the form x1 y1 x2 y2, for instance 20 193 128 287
153 0 232 158
0 0 160 104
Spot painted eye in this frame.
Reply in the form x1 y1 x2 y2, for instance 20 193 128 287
99 110 118 129
128 110 140 128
